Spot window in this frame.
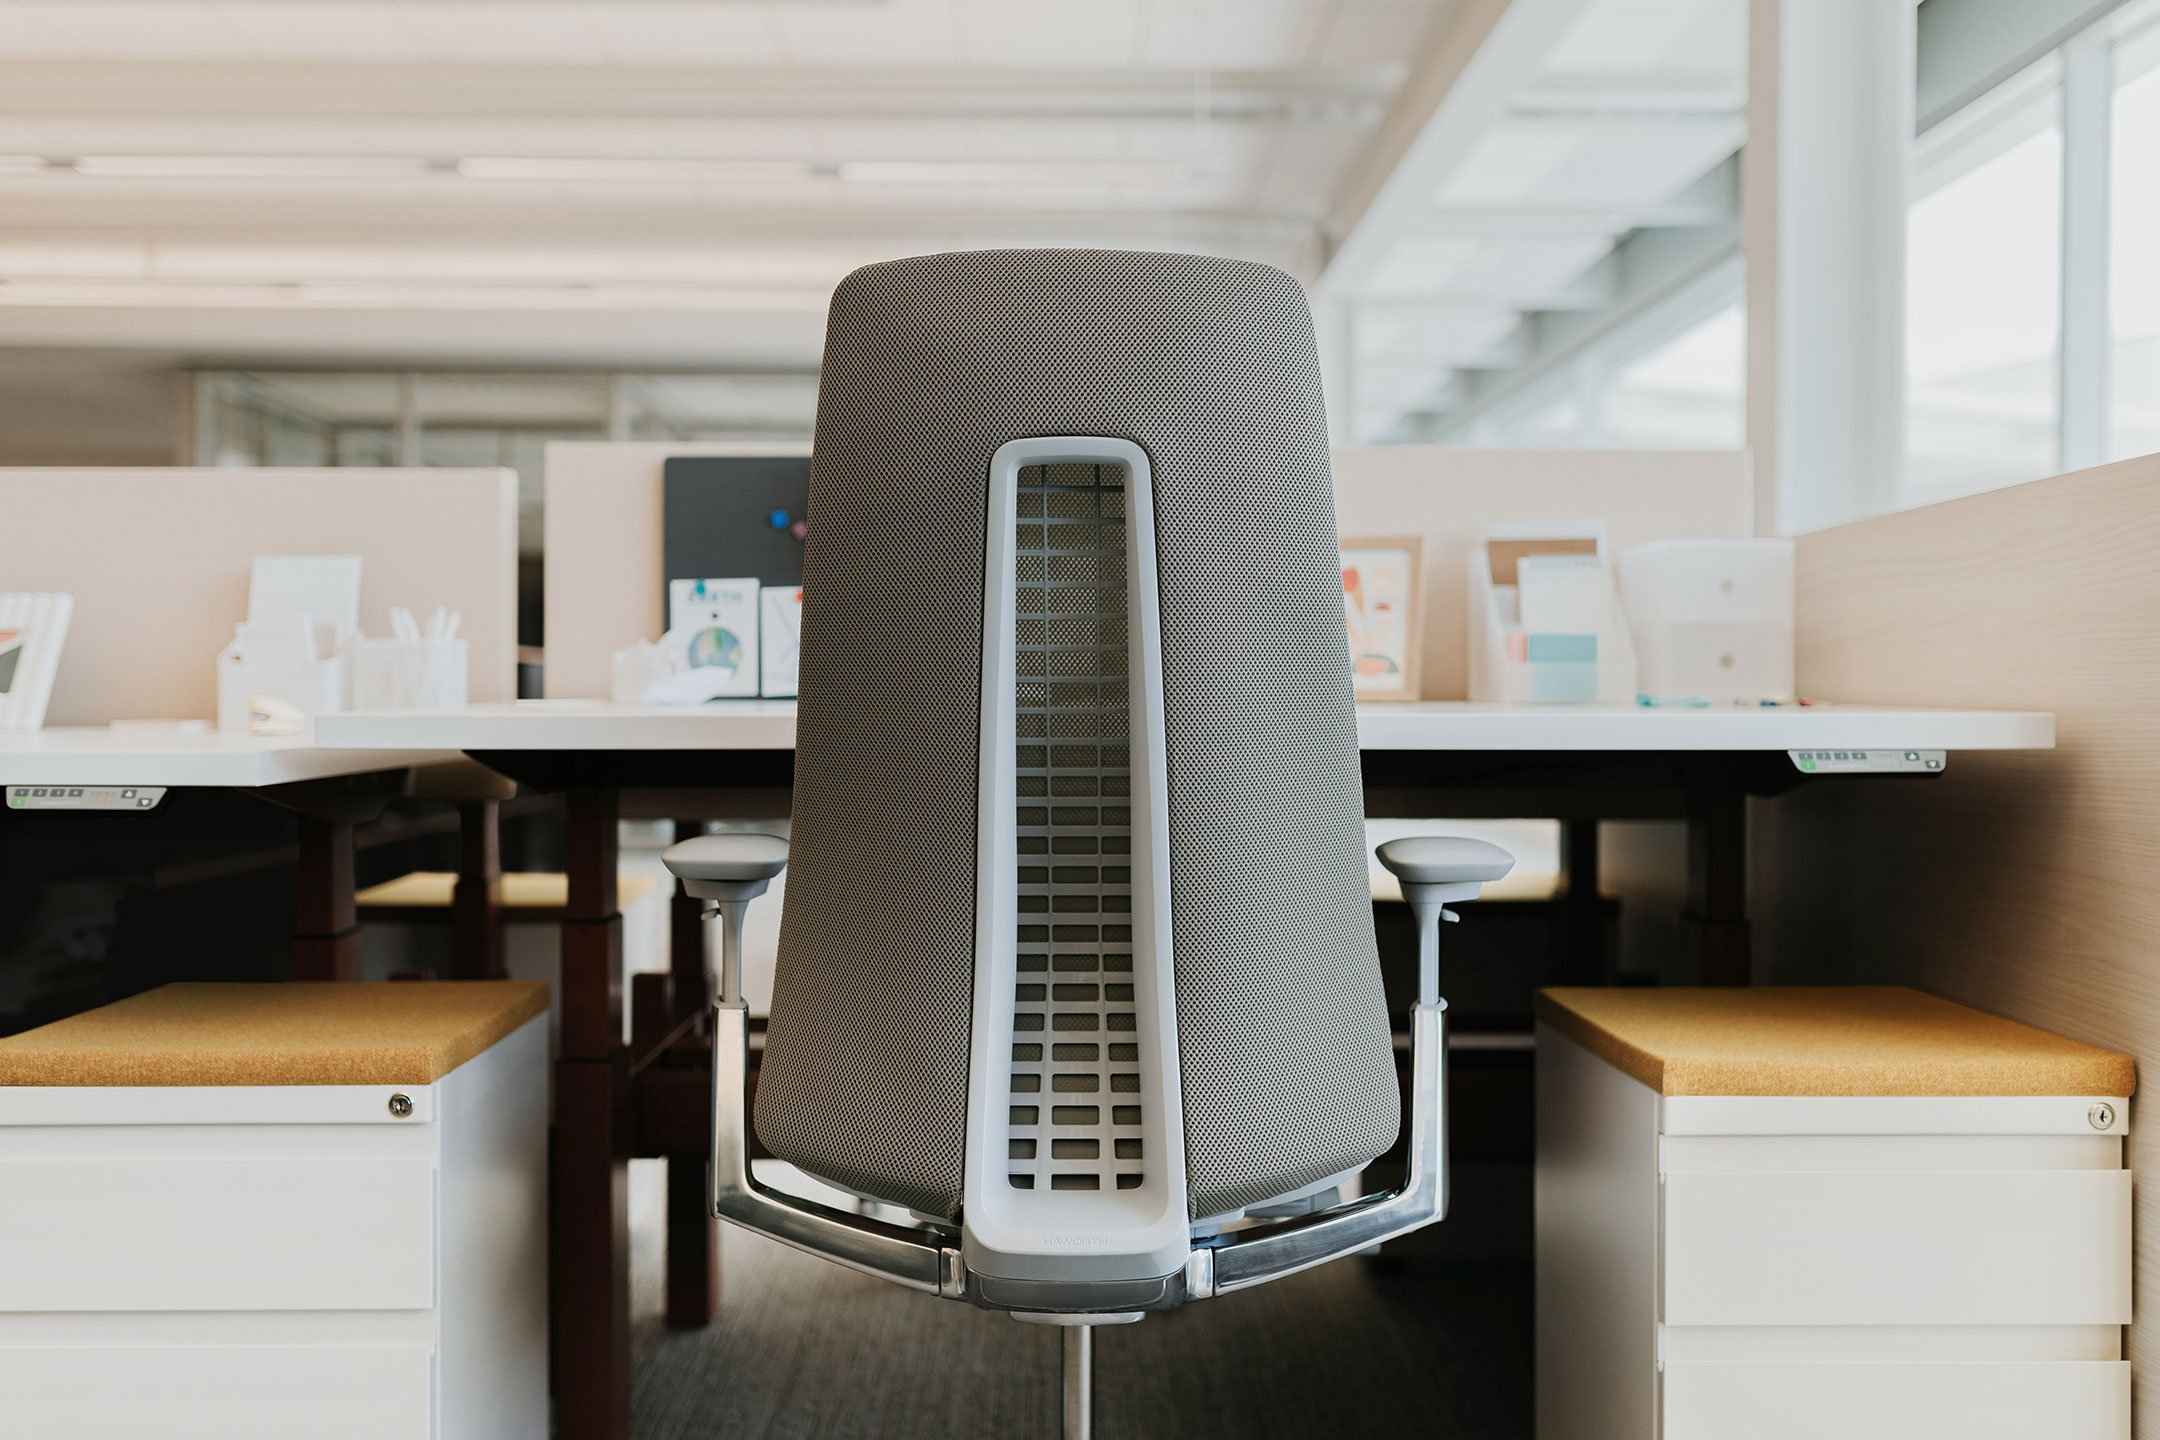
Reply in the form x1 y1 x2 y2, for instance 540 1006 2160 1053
1906 58 2063 503
2111 17 2160 462
1601 302 1745 449
1453 264 1744 451
194 368 818 649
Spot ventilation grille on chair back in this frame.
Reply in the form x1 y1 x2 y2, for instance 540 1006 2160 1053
1006 462 1145 1196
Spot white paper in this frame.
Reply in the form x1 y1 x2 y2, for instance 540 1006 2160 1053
249 554 361 654
665 578 760 699
760 585 803 698
1516 553 1607 634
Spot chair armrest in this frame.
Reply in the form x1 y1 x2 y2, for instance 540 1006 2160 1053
1374 836 1513 888
663 832 790 884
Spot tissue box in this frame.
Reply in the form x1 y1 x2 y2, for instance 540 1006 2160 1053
1620 539 1794 704
216 643 344 734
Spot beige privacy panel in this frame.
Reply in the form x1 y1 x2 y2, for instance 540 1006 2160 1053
0 467 517 724
1331 447 1751 699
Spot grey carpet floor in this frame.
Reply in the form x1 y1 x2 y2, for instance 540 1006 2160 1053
625 1162 1532 1440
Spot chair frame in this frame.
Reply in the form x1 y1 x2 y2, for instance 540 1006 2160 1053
706 995 1450 1314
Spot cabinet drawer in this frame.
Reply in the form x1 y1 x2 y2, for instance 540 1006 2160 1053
1664 1360 2128 1440
0 1155 434 1312
1663 1168 2130 1326
0 1341 433 1438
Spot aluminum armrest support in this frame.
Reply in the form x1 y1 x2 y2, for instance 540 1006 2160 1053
709 1001 966 1297
708 997 1447 1308
1186 1001 1447 1299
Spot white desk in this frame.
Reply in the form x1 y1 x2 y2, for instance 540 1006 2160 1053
0 728 464 983
0 726 461 790
313 694 2056 985
316 698 2053 755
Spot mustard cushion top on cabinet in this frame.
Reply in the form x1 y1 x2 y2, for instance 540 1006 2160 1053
0 981 550 1087
1535 986 2136 1098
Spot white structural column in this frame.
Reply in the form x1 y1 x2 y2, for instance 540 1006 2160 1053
2058 26 2114 473
1743 0 1916 535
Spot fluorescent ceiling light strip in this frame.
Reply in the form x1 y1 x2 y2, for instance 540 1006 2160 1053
456 157 812 182
28 155 1186 187
0 278 829 311
837 160 1187 185
70 155 435 179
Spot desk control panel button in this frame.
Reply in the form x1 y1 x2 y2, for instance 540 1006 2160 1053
1788 750 1947 776
7 785 169 812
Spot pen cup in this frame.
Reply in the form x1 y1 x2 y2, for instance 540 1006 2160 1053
353 637 468 711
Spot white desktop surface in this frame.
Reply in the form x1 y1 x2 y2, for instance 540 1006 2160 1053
314 699 2054 754
0 727 461 788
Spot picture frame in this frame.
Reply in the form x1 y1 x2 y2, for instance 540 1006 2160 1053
0 592 73 733
1339 537 1423 702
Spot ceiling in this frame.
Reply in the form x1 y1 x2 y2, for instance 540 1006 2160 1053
0 0 1746 443
1327 0 1745 441
0 0 1430 370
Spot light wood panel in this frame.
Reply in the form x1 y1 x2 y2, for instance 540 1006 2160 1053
1331 447 1752 698
0 466 519 725
1753 450 2160 1431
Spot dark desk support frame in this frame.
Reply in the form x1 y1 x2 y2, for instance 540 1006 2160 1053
450 798 506 980
1561 819 1603 984
665 820 721 1328
256 772 408 982
1684 789 1750 985
291 816 361 981
556 788 631 1440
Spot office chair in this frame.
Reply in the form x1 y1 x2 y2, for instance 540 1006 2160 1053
663 249 1514 1439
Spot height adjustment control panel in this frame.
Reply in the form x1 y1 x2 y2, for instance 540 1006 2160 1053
7 785 168 812
1788 749 1946 776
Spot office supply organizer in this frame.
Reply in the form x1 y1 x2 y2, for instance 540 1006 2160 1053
1468 522 1636 703
1620 538 1795 705
353 637 469 711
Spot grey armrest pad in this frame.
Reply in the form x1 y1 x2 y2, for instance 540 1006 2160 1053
1374 836 1514 886
663 833 790 883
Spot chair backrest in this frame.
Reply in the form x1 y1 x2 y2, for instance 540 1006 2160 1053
756 249 1398 1293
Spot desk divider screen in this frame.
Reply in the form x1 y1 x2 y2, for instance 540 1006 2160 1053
0 467 518 726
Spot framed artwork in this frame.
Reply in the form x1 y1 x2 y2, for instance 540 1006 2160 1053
1340 538 1422 702
0 592 73 733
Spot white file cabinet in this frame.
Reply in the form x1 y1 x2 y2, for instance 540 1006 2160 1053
1536 986 2135 1440
0 981 550 1440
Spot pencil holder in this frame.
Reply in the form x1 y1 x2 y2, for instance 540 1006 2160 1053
353 638 468 710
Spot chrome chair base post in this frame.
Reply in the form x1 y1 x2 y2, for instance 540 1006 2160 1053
1062 1325 1092 1440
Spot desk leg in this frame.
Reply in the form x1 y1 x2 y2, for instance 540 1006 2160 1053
1560 820 1602 985
450 798 506 980
555 788 630 1440
666 822 721 1328
1683 790 1751 986
292 815 361 982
